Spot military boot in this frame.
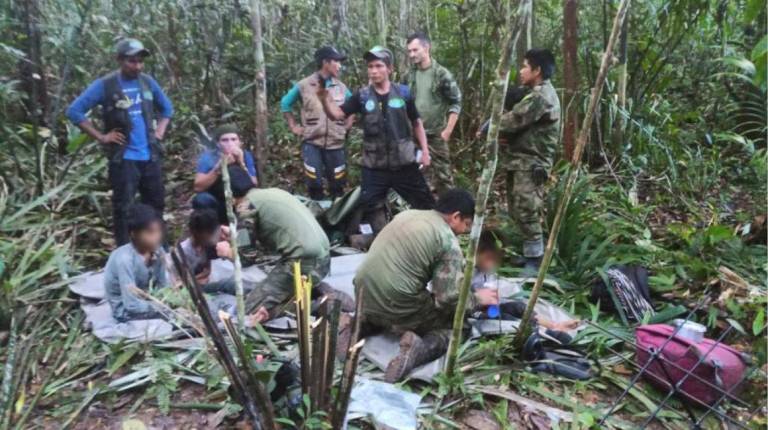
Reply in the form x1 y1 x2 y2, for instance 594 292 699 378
385 331 447 382
524 256 543 274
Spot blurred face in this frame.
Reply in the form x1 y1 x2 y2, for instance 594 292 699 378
406 39 430 65
322 59 342 78
445 212 473 235
519 59 541 87
119 55 145 78
132 221 163 251
367 60 391 85
192 228 219 247
218 133 242 154
476 250 501 274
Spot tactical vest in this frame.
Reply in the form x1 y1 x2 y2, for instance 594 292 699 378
102 71 161 163
360 84 417 170
297 75 348 150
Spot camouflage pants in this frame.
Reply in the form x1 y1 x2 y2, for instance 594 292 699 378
244 254 330 318
360 302 453 349
506 169 545 257
425 134 455 195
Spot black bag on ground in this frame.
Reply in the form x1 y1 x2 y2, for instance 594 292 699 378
590 265 654 324
522 330 595 380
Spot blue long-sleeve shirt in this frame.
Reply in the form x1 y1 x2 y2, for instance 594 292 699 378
280 79 352 113
67 73 173 161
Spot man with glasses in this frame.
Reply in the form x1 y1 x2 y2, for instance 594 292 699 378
67 38 174 245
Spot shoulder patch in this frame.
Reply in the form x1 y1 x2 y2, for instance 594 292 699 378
387 97 405 109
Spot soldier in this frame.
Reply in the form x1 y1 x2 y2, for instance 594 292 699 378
342 189 498 382
406 32 462 195
280 46 354 200
230 188 331 324
498 48 561 271
67 38 173 246
318 46 434 233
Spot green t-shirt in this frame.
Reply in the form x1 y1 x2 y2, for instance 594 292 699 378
240 188 329 260
409 60 462 135
354 210 469 326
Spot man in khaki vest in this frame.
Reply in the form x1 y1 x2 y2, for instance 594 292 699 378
281 46 354 200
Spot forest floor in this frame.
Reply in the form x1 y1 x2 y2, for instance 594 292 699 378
9 135 767 430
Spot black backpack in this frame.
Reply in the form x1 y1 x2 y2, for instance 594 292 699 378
590 265 654 325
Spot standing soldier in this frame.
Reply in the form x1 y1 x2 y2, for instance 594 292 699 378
67 38 173 246
280 46 354 200
318 46 434 232
406 31 462 195
498 48 561 271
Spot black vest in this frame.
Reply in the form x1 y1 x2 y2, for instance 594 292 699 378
102 71 161 162
360 84 417 170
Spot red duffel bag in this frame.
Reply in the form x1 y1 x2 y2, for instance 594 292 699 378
635 324 749 406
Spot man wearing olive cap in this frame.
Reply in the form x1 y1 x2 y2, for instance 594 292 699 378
67 38 174 245
280 46 354 200
319 46 434 233
192 124 259 223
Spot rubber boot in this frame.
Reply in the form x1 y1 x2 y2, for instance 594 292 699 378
523 256 542 274
313 282 356 313
385 331 448 382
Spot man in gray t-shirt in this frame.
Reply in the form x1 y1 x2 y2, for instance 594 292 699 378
104 203 168 322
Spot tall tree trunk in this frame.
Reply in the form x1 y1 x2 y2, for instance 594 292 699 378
562 0 579 160
610 15 629 152
331 0 349 42
444 0 532 378
513 0 632 349
250 0 268 181
397 0 410 77
376 0 387 45
18 0 48 195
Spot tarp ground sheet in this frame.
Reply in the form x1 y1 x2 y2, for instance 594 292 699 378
69 253 579 381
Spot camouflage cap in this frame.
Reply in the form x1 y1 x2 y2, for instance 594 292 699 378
363 46 394 66
115 38 150 57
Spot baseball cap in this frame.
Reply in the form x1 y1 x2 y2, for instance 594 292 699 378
115 38 151 57
315 46 347 62
363 46 394 66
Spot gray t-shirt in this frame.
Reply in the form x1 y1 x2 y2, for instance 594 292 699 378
103 243 168 321
179 238 210 276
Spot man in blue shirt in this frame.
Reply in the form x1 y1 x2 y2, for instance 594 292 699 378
280 46 354 200
67 38 174 246
193 124 258 223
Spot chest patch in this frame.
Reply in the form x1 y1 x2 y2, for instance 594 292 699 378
365 99 376 112
387 97 405 109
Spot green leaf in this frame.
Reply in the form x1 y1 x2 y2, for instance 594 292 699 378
753 308 766 336
726 318 747 336
109 348 140 375
751 34 768 90
66 132 90 153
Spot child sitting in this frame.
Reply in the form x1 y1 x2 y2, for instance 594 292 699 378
473 230 579 332
104 204 168 322
178 208 238 294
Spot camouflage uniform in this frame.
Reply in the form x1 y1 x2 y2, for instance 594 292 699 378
237 188 331 318
354 209 475 345
499 80 561 257
407 59 462 195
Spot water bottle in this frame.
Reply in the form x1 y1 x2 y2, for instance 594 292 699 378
482 281 500 319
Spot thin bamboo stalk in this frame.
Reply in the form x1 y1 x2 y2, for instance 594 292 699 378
310 317 325 411
219 160 246 331
444 0 529 378
513 0 632 349
293 262 312 398
171 246 263 428
322 300 341 410
219 311 276 429
332 339 365 429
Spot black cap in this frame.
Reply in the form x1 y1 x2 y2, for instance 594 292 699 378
363 46 393 66
315 46 347 63
115 38 150 57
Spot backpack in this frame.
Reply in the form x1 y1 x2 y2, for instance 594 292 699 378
635 324 749 406
591 265 654 324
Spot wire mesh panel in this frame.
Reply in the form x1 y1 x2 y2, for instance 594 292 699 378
593 298 766 429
